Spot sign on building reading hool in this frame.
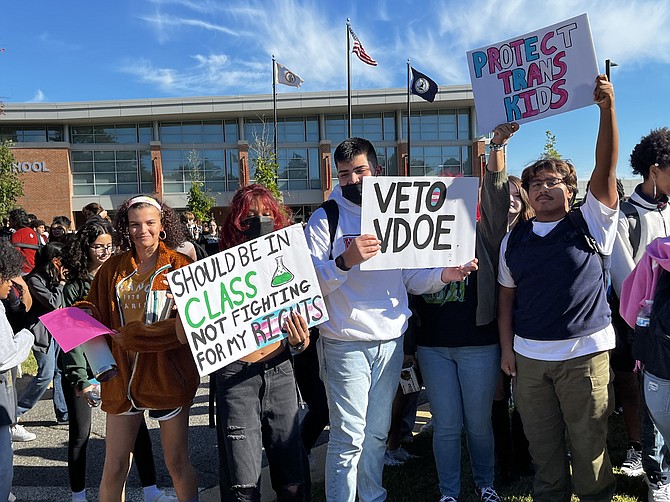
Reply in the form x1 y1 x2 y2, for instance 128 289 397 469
467 13 598 134
166 224 328 376
360 176 478 271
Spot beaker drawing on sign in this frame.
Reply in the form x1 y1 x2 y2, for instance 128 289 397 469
271 256 294 287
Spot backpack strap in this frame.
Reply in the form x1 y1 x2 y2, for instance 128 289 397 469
620 200 641 257
320 199 339 260
566 209 599 255
566 209 610 289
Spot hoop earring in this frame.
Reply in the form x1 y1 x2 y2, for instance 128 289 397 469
654 178 657 199
159 230 167 241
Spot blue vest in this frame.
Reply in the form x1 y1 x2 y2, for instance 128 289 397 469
505 212 611 341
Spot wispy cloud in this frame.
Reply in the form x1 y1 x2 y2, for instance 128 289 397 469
128 0 670 96
28 90 47 102
121 54 267 95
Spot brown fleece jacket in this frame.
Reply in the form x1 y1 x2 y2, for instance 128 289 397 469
77 242 199 414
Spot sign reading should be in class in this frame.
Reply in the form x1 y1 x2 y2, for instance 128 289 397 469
166 224 328 376
360 176 478 271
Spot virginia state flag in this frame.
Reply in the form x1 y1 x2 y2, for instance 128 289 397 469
275 62 304 88
410 67 438 102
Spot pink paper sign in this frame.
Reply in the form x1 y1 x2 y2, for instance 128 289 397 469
39 307 112 353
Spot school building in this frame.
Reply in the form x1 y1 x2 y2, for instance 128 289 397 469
1 85 488 225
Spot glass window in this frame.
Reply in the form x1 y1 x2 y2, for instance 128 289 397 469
160 148 239 193
0 125 64 143
71 124 147 144
458 110 470 140
71 149 153 195
158 121 235 144
403 109 461 141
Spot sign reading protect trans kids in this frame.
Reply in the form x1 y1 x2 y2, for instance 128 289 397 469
166 224 328 376
467 14 598 134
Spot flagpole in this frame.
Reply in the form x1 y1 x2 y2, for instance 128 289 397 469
407 59 411 176
347 18 352 138
272 55 278 156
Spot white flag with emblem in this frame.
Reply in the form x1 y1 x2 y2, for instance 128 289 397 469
275 62 304 88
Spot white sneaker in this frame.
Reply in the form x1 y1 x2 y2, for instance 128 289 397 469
648 475 670 502
621 447 644 477
439 496 457 502
386 445 418 462
383 450 405 466
146 492 178 502
10 424 36 442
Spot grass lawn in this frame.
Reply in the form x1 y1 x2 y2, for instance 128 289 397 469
312 410 648 501
21 351 37 376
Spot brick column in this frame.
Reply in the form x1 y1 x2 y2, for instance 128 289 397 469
319 140 332 201
150 141 163 196
237 140 250 186
397 139 409 176
472 139 486 179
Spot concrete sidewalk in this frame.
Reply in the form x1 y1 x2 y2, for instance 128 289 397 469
11 376 430 501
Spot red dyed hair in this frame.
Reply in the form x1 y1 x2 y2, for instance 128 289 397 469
219 184 292 250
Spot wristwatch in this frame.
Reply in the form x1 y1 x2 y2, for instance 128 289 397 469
335 254 351 271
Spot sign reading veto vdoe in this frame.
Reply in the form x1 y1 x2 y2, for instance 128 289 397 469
360 176 478 271
467 13 598 134
166 224 328 376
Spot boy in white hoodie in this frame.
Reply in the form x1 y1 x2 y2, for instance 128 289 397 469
304 137 477 502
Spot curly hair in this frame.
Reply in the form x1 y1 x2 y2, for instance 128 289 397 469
113 195 186 252
508 175 535 222
521 158 578 202
220 184 292 250
61 218 114 282
0 241 26 281
630 128 670 178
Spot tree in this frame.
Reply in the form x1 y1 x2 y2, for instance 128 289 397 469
185 149 216 223
542 130 562 159
0 141 24 219
250 118 282 201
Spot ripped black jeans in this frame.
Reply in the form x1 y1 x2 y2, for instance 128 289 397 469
214 348 309 502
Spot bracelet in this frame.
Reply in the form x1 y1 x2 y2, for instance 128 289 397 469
489 142 506 151
290 341 305 351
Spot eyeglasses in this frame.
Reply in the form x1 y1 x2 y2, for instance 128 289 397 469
528 177 566 191
90 244 115 255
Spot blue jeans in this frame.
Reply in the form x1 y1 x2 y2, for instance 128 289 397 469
417 344 500 498
640 372 670 482
317 336 403 502
215 349 308 502
18 338 67 421
643 371 670 468
0 425 11 502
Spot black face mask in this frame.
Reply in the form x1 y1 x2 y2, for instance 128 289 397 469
242 216 274 240
341 183 363 206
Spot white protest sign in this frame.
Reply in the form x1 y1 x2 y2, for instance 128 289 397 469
360 176 478 270
166 224 328 376
467 13 598 134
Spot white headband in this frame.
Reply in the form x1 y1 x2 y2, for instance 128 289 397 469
128 196 162 212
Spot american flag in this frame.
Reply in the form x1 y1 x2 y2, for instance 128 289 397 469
348 26 377 66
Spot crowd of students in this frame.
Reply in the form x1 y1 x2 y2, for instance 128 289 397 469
1 73 670 502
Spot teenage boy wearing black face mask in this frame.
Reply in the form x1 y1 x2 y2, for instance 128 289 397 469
304 137 478 502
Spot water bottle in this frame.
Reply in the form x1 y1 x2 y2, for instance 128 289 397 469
86 379 101 407
632 300 653 362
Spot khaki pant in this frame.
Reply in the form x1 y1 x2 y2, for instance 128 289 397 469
514 351 616 502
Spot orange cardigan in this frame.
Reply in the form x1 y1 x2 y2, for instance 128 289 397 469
77 242 199 414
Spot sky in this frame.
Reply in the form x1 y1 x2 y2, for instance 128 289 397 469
1 0 669 180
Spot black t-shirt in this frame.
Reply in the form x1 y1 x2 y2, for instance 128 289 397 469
412 270 498 348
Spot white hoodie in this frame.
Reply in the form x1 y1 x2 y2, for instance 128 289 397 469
304 184 446 342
